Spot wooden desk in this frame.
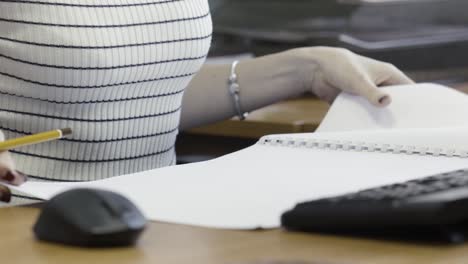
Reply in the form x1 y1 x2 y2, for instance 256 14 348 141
2 207 468 264
187 82 468 139
188 96 330 139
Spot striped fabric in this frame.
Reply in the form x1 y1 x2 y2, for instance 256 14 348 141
0 0 213 187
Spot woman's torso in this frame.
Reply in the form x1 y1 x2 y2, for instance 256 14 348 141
0 0 212 182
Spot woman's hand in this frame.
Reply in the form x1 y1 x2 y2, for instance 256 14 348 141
181 46 414 130
0 131 27 203
290 47 414 106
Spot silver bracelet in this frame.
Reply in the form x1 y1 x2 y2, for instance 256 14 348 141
228 60 248 120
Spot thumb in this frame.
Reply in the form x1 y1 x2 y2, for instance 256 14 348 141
351 76 391 107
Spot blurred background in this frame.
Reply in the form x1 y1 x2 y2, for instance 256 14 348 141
208 0 468 82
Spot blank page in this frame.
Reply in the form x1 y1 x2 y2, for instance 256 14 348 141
10 143 468 229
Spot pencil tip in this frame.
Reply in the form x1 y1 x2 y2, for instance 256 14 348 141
61 128 73 137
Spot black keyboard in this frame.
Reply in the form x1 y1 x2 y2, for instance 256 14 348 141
281 169 468 243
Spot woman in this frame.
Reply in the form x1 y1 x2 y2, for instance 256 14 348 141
0 0 412 203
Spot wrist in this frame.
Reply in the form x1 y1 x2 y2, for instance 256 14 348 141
235 51 309 107
283 47 322 94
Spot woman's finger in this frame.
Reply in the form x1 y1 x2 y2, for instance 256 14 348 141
0 184 12 203
0 132 25 188
357 80 392 107
347 69 392 107
0 170 27 186
0 151 27 186
380 63 415 86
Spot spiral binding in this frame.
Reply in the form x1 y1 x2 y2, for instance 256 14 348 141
257 137 468 158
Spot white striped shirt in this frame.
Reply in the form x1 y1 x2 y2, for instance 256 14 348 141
0 0 213 186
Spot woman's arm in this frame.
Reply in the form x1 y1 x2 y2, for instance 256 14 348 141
180 47 413 130
180 50 303 130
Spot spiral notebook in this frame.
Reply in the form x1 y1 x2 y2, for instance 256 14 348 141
10 83 468 229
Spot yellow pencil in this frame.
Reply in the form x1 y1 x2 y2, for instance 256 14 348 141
0 128 72 151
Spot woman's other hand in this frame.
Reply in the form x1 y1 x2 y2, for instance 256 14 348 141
290 47 414 106
0 131 27 203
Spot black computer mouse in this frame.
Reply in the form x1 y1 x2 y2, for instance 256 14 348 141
33 188 147 247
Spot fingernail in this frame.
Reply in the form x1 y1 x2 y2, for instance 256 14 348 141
3 171 14 182
378 95 391 106
0 171 27 186
0 185 11 203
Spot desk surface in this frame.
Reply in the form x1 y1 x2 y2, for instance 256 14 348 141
3 207 468 264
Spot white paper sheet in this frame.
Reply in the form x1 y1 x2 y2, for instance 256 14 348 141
10 144 468 229
10 83 468 229
317 83 468 132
